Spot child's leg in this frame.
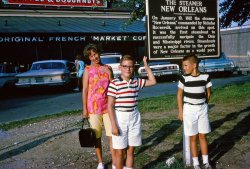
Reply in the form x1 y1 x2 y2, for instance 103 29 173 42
199 133 208 154
190 134 199 166
199 133 209 164
197 103 211 165
108 136 116 167
125 146 135 168
116 149 125 169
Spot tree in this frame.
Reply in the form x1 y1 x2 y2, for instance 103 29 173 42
219 0 250 28
111 0 250 28
111 0 145 25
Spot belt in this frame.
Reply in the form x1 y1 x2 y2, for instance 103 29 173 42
115 108 137 112
184 102 206 105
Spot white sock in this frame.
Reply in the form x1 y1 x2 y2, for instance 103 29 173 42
193 157 199 166
202 154 209 164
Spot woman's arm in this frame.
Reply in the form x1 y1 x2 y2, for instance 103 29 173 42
82 69 89 118
108 66 114 81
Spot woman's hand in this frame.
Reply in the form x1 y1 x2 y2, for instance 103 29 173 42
82 110 88 118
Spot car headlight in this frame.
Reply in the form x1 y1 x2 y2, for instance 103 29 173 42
52 75 63 81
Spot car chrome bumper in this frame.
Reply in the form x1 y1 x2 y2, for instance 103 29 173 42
15 81 68 87
139 70 179 77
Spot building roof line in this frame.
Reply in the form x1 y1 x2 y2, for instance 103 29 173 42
0 9 132 18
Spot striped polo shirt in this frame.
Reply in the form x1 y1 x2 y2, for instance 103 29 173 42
107 76 146 112
178 74 212 105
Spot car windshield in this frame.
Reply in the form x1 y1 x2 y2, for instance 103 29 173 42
31 62 65 70
101 57 120 64
200 53 227 62
140 61 170 66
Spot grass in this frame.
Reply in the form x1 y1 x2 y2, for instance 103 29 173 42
134 82 250 169
1 82 249 131
1 82 250 169
210 82 250 104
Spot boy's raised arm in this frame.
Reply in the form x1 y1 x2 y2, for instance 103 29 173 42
143 56 157 87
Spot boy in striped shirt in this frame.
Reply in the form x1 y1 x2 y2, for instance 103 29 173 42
177 53 213 169
107 55 157 169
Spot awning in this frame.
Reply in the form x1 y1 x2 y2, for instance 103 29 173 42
0 16 146 33
0 16 146 43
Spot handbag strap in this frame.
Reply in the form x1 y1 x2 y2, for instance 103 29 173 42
81 118 91 128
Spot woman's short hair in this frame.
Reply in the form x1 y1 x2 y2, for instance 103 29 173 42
83 44 101 57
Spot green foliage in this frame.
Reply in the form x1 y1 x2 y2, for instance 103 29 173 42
219 0 250 28
111 0 145 28
111 0 250 28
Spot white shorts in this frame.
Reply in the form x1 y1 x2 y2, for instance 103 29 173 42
183 103 211 136
112 109 142 149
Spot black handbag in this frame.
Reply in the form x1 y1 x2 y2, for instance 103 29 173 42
78 118 96 147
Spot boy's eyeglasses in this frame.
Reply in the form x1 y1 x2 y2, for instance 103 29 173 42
120 65 134 69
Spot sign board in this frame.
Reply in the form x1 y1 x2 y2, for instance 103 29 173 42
0 34 146 43
146 0 220 60
5 0 106 8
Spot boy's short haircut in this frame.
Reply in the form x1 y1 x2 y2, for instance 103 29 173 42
182 53 199 64
120 55 135 64
83 44 100 57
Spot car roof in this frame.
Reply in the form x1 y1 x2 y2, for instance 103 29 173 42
32 60 71 64
100 53 122 57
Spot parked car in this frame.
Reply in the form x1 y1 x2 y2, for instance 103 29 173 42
199 52 238 76
0 63 18 89
138 60 180 80
100 53 122 78
15 60 77 90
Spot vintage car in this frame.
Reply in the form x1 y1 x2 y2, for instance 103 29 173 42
138 60 180 80
15 60 77 90
199 52 238 76
0 63 18 89
100 53 122 78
